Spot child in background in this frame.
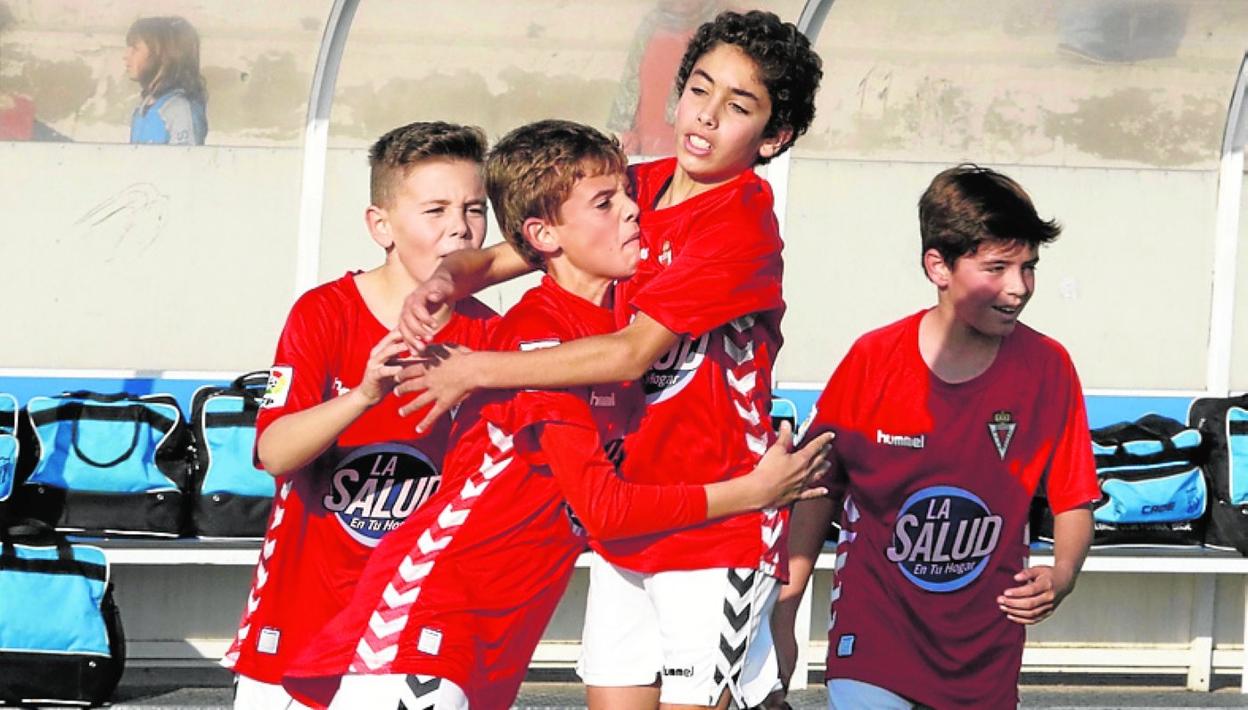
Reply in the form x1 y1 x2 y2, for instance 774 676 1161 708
124 16 208 145
225 122 498 710
777 165 1097 710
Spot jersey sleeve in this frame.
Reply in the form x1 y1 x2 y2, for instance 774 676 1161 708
484 311 598 433
798 343 868 500
1043 352 1100 514
441 297 500 351
630 204 782 337
255 293 336 444
538 420 708 540
159 95 198 146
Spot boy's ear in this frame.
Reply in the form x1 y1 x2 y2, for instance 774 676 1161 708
521 216 561 258
923 248 952 287
758 126 795 160
365 204 393 251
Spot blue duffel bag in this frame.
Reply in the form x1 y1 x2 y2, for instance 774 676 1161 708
1087 414 1208 546
15 392 193 537
0 519 125 706
189 372 275 538
1189 394 1248 554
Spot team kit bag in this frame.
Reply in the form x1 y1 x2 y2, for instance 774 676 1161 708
1084 414 1208 546
189 372 275 538
0 394 18 510
0 519 125 706
1188 394 1248 554
15 392 193 537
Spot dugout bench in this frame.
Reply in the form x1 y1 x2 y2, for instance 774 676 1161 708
86 539 1248 692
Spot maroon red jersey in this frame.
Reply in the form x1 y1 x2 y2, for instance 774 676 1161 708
222 273 497 684
601 157 787 577
804 311 1098 709
284 276 708 707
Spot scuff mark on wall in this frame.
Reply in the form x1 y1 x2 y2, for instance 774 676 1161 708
72 183 169 262
1043 87 1220 167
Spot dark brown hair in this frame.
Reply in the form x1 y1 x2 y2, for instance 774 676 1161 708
126 16 206 105
368 121 487 208
919 163 1061 270
674 10 822 165
485 120 627 270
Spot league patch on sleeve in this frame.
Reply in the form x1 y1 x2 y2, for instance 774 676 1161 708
519 339 560 352
262 366 293 409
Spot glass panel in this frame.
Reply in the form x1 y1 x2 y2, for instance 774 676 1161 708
0 1 331 371
798 0 1248 168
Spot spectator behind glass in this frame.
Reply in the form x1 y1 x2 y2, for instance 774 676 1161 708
124 16 208 145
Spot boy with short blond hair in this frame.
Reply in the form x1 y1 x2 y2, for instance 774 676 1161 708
224 121 498 710
778 165 1098 709
282 119 831 710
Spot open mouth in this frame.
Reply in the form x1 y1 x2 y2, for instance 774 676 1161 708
685 133 712 155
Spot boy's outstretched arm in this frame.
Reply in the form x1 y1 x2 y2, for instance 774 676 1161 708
541 420 834 542
772 493 836 692
999 505 1093 625
399 243 532 348
257 331 406 477
398 314 678 431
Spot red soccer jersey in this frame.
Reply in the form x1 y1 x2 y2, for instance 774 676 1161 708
804 311 1099 709
601 157 787 577
222 273 497 684
283 276 709 708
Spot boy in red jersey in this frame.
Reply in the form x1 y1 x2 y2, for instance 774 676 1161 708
391 11 822 709
776 165 1098 710
224 122 499 710
281 120 832 710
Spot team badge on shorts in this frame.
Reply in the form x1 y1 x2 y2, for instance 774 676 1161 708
988 410 1017 460
885 485 1002 592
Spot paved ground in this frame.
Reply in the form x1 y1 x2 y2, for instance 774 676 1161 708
92 669 1248 709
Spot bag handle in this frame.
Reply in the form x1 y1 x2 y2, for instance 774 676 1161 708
233 370 271 391
0 518 73 565
69 402 143 468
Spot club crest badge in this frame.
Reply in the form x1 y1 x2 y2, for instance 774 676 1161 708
988 410 1017 460
658 240 672 267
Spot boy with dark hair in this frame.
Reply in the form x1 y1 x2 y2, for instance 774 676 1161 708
776 164 1098 709
281 119 832 710
391 10 822 709
224 121 499 710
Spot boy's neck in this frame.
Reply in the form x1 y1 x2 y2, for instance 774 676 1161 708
356 260 422 329
547 259 612 307
918 304 1002 385
657 164 740 209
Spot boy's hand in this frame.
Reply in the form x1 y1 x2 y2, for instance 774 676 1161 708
355 330 409 406
998 564 1076 625
394 344 477 432
752 421 834 508
399 271 455 352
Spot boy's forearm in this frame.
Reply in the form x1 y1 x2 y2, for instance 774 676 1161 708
256 389 372 477
472 316 677 390
442 243 532 298
1050 506 1093 587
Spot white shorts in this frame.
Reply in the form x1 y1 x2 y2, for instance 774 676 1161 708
577 555 781 707
328 674 468 710
233 675 312 710
826 679 932 710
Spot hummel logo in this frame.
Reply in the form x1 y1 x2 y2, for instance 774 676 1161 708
877 429 925 449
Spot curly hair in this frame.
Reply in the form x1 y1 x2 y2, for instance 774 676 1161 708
919 164 1061 272
674 10 822 164
368 121 488 208
485 120 627 270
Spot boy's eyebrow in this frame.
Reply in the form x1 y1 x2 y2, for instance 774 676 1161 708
692 68 761 103
589 187 617 202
